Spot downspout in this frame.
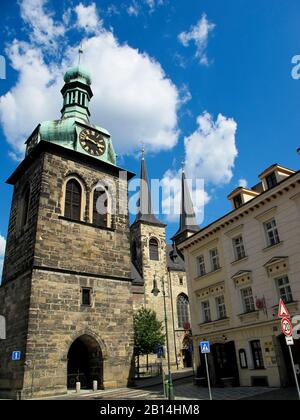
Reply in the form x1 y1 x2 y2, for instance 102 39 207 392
168 268 179 370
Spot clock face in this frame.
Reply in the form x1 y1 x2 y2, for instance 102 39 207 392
79 129 106 156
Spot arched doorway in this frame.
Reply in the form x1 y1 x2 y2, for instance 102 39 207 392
67 335 103 390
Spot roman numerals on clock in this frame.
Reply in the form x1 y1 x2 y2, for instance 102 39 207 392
79 129 106 157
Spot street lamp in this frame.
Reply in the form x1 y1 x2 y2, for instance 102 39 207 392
151 275 174 400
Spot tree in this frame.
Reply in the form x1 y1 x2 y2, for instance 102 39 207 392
133 308 165 375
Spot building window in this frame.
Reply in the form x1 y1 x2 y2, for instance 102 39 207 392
21 185 31 228
216 295 227 320
65 179 82 221
266 172 277 189
179 277 183 286
149 238 159 261
233 236 246 261
202 301 211 323
241 287 255 313
81 288 92 306
233 194 243 209
264 219 280 247
239 349 248 369
93 188 108 228
210 248 220 272
250 340 264 369
177 294 189 328
277 276 293 304
197 255 206 277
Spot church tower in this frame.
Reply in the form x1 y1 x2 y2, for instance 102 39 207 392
172 167 200 248
0 54 135 399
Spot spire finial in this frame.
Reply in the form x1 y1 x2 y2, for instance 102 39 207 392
181 157 186 173
141 142 145 160
78 42 84 66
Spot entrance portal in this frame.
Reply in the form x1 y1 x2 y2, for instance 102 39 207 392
67 335 103 389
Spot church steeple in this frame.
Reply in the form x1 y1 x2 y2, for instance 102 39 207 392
135 147 165 226
172 165 200 246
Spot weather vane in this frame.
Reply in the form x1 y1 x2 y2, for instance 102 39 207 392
78 42 84 66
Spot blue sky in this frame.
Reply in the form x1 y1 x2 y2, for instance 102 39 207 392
0 0 300 271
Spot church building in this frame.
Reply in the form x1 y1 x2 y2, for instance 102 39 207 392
0 57 199 399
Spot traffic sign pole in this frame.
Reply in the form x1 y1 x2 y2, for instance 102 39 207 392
288 344 300 400
204 354 212 401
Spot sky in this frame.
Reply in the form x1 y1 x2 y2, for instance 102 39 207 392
0 0 300 274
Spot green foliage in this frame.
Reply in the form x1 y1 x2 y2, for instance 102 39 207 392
133 308 165 356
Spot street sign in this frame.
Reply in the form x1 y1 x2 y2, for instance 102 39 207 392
200 341 210 354
12 351 21 361
278 298 290 319
282 317 293 337
155 346 165 358
0 315 5 340
286 336 294 346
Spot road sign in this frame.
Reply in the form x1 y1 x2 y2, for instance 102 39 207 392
282 317 293 337
200 341 210 354
278 298 290 319
12 351 21 361
286 336 294 346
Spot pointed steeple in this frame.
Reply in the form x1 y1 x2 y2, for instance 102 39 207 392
172 165 200 246
135 147 165 226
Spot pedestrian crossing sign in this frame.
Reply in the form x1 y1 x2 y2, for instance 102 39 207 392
200 341 210 354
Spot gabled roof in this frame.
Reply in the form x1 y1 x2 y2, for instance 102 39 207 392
231 270 252 279
264 256 288 268
166 244 185 272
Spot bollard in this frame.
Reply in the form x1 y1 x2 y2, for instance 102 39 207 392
76 382 81 394
93 380 98 392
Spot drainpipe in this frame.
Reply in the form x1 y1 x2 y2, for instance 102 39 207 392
168 269 179 370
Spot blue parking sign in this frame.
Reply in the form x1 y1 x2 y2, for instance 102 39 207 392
200 341 210 354
12 351 21 361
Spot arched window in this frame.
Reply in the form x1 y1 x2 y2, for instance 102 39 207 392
64 179 82 221
93 188 109 228
149 238 159 261
177 294 189 329
21 185 31 227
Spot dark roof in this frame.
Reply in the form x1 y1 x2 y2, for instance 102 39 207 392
166 244 185 272
134 157 165 226
172 171 200 240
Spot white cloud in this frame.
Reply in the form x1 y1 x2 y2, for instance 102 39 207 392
184 112 238 185
178 14 215 66
127 5 139 17
0 235 6 280
238 178 248 188
20 0 65 51
75 3 102 33
0 1 180 157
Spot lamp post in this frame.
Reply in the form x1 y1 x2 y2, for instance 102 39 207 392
151 275 174 400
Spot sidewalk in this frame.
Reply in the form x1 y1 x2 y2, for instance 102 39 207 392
133 367 193 389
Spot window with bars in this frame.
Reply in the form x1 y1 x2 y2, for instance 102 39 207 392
277 276 293 304
202 301 211 323
265 172 277 189
233 194 243 209
197 255 206 277
93 188 108 228
264 219 280 247
149 238 159 261
177 294 189 328
64 179 81 221
241 287 255 313
210 248 220 272
233 236 246 261
216 295 227 320
81 288 92 306
250 340 264 369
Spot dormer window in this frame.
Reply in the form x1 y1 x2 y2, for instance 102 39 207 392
265 172 277 189
233 194 243 209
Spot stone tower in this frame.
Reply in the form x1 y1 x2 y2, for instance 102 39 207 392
0 59 135 399
130 152 178 365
